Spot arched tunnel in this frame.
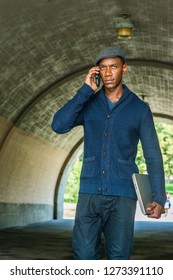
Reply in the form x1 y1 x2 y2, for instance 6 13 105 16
0 0 173 260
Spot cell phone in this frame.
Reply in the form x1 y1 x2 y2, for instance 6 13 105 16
95 74 100 87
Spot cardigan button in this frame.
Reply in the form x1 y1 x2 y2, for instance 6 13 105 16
97 187 102 192
107 114 111 118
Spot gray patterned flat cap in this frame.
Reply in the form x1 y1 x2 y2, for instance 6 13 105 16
95 46 126 65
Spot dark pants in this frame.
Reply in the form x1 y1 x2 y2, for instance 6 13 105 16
72 193 136 260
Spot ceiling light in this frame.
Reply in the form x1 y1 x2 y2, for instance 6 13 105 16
115 13 135 39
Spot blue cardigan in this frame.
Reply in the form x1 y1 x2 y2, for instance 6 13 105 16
51 83 166 207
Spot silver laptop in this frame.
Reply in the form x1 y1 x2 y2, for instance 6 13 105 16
132 173 153 215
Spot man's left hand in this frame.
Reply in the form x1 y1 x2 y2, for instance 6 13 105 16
146 202 164 219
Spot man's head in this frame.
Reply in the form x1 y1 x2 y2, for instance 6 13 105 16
95 46 127 91
95 46 126 66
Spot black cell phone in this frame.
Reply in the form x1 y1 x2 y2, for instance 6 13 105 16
95 74 100 87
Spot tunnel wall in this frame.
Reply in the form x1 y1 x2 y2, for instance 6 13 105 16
0 117 67 228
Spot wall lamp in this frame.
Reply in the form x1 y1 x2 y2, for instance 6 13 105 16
115 13 135 39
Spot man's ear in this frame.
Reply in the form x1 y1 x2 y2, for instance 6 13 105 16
123 64 127 74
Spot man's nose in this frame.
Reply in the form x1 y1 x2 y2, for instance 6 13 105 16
105 67 112 76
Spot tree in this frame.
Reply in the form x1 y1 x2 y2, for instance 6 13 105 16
155 123 173 182
64 155 82 203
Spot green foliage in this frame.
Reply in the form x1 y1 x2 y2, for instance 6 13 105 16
165 184 173 196
155 123 173 179
64 155 82 203
135 141 146 173
64 122 173 203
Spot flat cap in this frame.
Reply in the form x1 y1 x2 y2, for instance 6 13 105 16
95 46 126 65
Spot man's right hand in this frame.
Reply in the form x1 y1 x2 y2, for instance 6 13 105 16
85 67 100 91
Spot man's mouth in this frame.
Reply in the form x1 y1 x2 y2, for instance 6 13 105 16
104 80 114 83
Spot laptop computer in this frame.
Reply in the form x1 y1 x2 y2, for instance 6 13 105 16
132 173 153 215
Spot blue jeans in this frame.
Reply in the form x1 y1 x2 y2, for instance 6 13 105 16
72 194 136 260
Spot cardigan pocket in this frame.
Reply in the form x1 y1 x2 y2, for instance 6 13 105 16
118 159 138 180
81 156 95 178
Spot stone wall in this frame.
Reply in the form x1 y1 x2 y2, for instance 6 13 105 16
0 117 67 228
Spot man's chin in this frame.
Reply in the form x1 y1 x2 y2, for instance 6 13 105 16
104 84 115 90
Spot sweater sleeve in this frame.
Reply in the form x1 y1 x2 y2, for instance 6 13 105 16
51 83 95 134
139 107 166 207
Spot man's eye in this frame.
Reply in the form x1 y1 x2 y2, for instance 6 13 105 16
111 65 117 69
100 66 106 71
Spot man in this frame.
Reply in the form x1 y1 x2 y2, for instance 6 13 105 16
51 46 166 260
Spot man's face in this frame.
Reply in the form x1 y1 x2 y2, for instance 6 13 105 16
98 57 127 90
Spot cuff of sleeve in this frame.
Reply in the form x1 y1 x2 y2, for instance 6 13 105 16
79 83 95 97
154 193 167 208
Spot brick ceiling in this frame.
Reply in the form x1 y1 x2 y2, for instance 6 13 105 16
0 0 173 150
